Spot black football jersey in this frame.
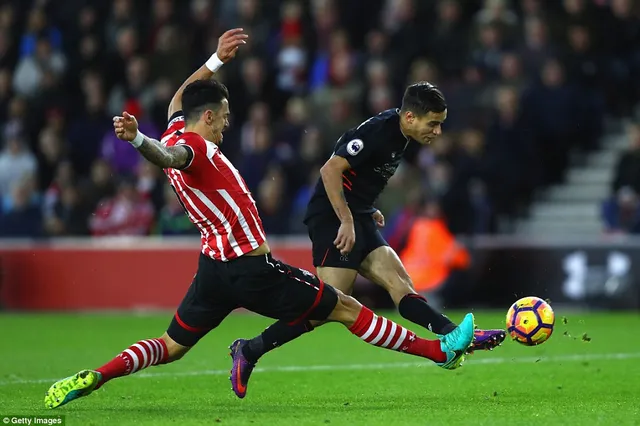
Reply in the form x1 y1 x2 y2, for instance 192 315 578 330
305 108 411 220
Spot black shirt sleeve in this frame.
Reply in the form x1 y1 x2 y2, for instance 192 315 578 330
333 126 383 169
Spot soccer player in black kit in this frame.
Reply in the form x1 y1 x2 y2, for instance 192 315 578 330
229 82 505 397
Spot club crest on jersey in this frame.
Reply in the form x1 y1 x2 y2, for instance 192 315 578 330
346 139 363 156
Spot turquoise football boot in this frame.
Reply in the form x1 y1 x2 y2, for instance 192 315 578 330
436 313 475 370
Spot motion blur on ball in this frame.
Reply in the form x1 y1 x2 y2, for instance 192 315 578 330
506 297 555 346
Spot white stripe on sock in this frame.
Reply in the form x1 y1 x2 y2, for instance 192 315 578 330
359 315 379 341
147 340 160 366
140 340 155 368
369 318 388 345
391 327 408 350
381 322 397 348
134 343 150 370
155 339 166 362
136 346 148 370
124 349 140 373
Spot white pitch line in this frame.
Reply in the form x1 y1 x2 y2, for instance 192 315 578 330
2 352 639 386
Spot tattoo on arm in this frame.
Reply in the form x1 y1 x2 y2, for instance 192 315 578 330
337 190 347 210
331 190 351 221
136 135 192 169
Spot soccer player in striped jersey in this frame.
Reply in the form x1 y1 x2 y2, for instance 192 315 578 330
43 29 475 409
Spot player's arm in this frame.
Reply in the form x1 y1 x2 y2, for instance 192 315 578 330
167 28 247 120
135 133 192 169
113 112 192 170
327 133 377 223
320 155 353 224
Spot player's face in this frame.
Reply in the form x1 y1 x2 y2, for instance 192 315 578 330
206 99 231 144
412 110 447 145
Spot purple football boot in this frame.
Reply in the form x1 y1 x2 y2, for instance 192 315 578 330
467 329 506 354
229 339 255 398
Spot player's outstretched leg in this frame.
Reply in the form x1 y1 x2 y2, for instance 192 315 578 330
45 334 184 409
333 294 475 370
398 293 505 353
359 246 505 353
229 290 474 398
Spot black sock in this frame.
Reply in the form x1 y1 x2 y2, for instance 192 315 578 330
398 294 457 335
242 320 313 364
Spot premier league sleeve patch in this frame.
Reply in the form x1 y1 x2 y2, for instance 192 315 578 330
346 139 364 156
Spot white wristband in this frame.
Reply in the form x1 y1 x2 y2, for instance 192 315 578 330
205 52 224 72
130 130 145 148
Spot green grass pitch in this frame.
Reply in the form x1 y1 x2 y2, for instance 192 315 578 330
1 310 640 425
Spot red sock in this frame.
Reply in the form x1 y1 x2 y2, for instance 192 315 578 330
95 338 168 388
349 307 446 363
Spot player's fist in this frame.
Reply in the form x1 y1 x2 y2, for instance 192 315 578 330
113 111 139 142
216 28 248 63
372 210 385 228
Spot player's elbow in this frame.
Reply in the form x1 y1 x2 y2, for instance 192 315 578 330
165 157 187 170
319 163 331 179
151 155 175 170
161 160 175 169
319 159 345 182
319 165 338 187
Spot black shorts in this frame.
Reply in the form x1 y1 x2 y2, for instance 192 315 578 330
167 253 338 347
306 213 389 269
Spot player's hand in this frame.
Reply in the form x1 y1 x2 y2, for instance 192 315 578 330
334 221 356 256
216 28 248 63
113 111 139 142
372 210 385 228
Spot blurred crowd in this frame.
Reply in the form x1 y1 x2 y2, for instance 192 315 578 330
0 0 639 240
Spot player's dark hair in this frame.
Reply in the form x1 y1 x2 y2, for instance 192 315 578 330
182 79 230 123
400 82 447 116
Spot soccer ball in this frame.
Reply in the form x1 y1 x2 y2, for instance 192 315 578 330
506 296 555 346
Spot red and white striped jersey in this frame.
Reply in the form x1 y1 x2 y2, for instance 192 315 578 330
160 113 266 261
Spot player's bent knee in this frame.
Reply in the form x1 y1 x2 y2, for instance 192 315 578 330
326 291 363 328
160 333 191 362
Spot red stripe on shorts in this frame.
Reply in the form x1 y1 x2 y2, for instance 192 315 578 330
288 279 326 326
174 311 208 333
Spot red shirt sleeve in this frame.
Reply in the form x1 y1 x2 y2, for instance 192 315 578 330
163 111 209 172
173 132 209 172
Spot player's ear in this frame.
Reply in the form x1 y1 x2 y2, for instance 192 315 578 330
204 109 214 125
405 111 415 124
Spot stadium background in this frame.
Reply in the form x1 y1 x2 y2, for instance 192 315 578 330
0 0 639 311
